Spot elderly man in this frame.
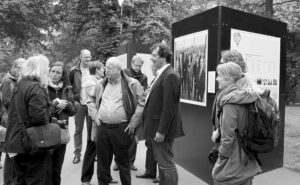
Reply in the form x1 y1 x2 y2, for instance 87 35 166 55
123 54 148 90
141 43 184 185
113 54 148 171
86 57 145 185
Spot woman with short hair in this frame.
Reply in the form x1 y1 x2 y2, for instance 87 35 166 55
4 55 52 185
212 62 261 185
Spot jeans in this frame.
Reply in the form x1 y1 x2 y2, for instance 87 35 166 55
74 104 93 156
152 139 178 185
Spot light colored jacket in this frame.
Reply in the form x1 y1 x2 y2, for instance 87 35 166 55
86 74 145 129
212 84 262 185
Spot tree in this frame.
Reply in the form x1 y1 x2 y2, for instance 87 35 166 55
50 0 121 62
0 0 60 48
0 0 62 77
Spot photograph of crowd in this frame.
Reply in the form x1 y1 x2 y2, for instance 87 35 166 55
174 30 208 106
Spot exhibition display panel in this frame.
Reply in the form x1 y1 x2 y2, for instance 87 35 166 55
172 6 287 184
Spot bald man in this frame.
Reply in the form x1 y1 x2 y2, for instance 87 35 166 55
113 54 148 171
69 49 93 166
86 57 145 185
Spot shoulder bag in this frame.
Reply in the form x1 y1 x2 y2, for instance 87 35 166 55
15 97 61 153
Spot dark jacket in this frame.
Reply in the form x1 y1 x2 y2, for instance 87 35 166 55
141 65 184 140
0 72 17 127
48 84 77 121
48 83 77 144
3 78 51 153
123 68 148 90
69 62 82 102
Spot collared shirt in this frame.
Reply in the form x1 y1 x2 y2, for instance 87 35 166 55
98 78 128 124
80 66 92 105
145 64 170 103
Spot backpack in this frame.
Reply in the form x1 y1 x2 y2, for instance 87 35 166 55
236 89 280 164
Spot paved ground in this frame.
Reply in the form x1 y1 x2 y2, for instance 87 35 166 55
1 107 300 185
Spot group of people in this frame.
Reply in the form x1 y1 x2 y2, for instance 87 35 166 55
0 42 263 185
0 43 184 185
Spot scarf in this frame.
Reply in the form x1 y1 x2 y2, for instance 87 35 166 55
212 84 239 130
129 68 144 81
48 80 64 91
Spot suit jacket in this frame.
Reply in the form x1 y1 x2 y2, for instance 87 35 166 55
141 65 184 140
197 68 206 101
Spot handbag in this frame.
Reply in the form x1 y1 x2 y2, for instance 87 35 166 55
15 98 61 151
25 123 61 149
52 118 70 144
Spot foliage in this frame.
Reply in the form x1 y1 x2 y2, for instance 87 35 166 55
50 0 121 63
0 0 61 73
0 0 300 102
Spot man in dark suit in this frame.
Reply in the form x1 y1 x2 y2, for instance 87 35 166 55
141 43 184 185
197 57 206 102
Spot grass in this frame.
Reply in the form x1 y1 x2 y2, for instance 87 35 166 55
284 106 300 172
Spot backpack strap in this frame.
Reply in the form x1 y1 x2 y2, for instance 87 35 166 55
262 89 270 97
235 128 262 166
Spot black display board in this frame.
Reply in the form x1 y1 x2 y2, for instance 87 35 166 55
172 6 287 184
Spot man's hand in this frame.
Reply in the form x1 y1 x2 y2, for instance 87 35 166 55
94 119 101 126
211 129 220 143
134 135 139 144
154 132 165 142
124 124 135 135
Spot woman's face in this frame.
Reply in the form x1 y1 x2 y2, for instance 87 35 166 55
96 67 105 79
216 72 232 90
50 66 63 84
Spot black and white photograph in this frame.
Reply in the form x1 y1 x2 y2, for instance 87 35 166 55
174 30 208 106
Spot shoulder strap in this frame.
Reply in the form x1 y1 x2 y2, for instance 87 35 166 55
235 128 261 166
13 91 24 126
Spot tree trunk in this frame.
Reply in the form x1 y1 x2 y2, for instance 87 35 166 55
265 0 273 18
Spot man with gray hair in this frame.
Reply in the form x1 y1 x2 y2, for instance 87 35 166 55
0 57 26 185
123 54 148 90
113 54 148 171
86 57 145 185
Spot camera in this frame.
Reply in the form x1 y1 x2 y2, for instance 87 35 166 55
52 117 68 129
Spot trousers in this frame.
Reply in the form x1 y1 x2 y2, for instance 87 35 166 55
96 122 131 185
74 104 93 156
152 139 178 185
